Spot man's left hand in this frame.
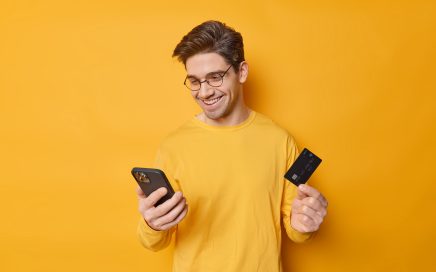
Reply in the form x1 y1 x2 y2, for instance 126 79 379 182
291 184 328 233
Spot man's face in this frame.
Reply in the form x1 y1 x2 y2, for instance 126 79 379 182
185 53 247 122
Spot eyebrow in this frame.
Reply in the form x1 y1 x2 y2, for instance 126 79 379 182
186 69 227 79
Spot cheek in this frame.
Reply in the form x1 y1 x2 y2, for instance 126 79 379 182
224 80 240 97
217 83 232 95
227 86 239 100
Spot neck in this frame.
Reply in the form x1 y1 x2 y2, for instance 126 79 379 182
198 104 252 127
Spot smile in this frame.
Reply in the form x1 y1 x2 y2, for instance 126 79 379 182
202 96 222 106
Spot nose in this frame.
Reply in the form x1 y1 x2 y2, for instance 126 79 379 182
197 82 214 98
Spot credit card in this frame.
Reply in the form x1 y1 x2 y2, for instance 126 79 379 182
284 148 322 186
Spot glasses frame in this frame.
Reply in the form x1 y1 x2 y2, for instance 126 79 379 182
183 65 233 91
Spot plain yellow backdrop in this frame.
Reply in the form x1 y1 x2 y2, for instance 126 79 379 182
1 0 435 271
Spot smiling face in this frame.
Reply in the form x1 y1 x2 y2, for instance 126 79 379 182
185 52 249 125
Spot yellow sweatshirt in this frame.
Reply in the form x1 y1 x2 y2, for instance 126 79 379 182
137 111 313 271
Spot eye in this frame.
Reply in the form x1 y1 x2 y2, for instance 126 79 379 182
188 78 200 85
207 73 222 82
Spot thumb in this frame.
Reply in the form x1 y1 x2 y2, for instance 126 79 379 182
296 185 307 200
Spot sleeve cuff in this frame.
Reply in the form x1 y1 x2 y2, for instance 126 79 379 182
289 226 315 243
138 216 163 235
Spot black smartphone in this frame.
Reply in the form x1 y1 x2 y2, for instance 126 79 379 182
131 168 175 207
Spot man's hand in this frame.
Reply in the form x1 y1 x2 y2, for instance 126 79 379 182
291 184 328 233
137 186 188 231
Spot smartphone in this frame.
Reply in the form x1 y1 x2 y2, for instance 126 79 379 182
131 167 175 207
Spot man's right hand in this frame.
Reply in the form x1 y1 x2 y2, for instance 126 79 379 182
137 186 188 231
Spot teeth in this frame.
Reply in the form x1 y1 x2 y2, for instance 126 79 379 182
203 97 221 105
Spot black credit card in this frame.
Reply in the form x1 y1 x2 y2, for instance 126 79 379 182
284 148 322 186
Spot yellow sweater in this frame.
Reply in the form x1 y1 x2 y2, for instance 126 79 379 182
137 111 313 271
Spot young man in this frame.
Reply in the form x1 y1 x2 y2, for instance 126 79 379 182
136 20 328 271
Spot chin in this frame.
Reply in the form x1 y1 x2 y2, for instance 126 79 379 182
204 111 222 120
204 109 230 121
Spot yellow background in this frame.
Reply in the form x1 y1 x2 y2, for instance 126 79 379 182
1 1 435 271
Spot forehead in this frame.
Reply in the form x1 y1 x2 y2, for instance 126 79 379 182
185 53 229 77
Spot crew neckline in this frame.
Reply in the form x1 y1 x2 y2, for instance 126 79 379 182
192 110 256 131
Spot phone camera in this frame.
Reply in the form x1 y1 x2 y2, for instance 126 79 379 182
136 172 150 183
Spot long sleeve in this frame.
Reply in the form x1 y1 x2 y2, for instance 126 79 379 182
137 216 176 251
136 143 180 251
281 135 314 243
134 112 317 270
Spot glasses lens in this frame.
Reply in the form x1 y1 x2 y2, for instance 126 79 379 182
206 74 223 87
185 78 200 91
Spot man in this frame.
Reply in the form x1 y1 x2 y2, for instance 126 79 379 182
136 20 328 271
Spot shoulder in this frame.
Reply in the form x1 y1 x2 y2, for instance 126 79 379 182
252 111 294 140
158 118 198 151
251 111 299 161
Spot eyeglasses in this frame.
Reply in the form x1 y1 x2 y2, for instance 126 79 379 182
183 65 232 91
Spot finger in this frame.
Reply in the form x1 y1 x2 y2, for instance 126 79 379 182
136 186 145 198
292 222 310 233
319 194 328 208
299 184 328 207
153 191 184 217
143 187 168 208
292 196 326 218
160 204 189 231
301 197 327 217
292 214 316 232
297 213 320 230
153 198 187 228
292 198 323 224
296 186 307 200
299 184 320 198
294 204 324 225
291 198 303 211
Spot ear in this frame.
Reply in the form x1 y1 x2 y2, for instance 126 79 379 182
238 61 249 83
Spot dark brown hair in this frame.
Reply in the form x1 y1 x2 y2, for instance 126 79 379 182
172 20 245 71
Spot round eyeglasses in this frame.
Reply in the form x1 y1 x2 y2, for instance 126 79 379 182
183 65 232 91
